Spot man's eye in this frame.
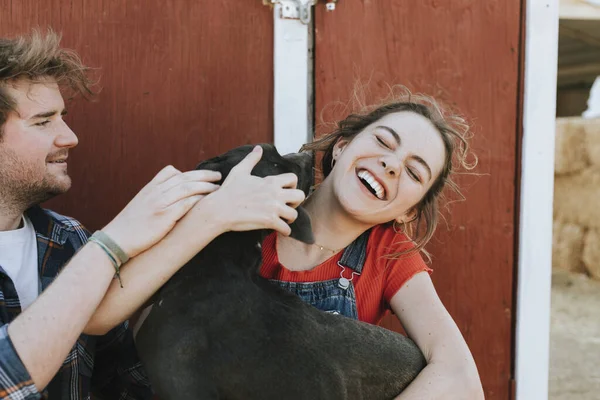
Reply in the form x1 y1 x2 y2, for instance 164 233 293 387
35 121 51 127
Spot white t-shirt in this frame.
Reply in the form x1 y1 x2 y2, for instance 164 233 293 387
0 215 39 310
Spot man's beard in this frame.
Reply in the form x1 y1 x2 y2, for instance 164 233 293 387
0 147 71 214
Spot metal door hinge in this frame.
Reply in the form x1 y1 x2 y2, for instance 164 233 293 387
262 0 338 24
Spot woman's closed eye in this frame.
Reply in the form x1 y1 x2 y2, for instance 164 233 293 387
406 167 422 183
375 135 391 149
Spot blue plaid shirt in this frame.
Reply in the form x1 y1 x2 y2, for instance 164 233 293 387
0 206 153 400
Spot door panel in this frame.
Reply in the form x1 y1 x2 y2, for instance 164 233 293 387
315 2 521 398
0 0 274 230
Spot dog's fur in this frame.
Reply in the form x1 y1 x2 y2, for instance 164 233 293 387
135 144 427 400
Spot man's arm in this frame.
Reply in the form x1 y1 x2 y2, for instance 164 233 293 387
8 243 116 391
6 165 223 391
0 324 42 399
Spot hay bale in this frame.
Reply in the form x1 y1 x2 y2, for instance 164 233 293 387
584 119 600 168
583 228 600 279
553 220 585 273
555 118 589 175
554 169 600 229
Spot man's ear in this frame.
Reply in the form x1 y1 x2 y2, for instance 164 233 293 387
288 206 314 244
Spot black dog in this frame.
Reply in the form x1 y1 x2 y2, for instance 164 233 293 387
135 144 426 400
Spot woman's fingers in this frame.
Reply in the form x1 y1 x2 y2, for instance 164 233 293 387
278 205 299 224
269 217 292 237
281 189 306 209
227 146 263 179
269 172 298 189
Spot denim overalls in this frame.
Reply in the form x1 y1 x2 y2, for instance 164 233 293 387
270 230 371 320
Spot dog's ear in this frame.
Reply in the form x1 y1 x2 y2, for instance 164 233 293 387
288 206 314 244
195 145 257 182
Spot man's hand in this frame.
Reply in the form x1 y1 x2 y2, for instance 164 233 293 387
102 166 222 258
190 146 306 237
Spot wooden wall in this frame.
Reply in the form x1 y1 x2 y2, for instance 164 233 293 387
0 0 274 230
1 1 523 398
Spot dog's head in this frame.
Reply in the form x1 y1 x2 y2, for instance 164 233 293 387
196 144 314 244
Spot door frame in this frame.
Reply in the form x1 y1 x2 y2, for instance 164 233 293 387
514 0 558 398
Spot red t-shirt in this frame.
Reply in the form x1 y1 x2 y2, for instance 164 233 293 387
260 224 432 325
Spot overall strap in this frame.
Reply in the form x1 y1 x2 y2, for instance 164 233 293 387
338 229 371 274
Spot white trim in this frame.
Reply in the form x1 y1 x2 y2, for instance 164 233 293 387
272 4 312 155
515 1 558 399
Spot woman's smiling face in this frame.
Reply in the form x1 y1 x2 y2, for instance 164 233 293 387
327 111 446 226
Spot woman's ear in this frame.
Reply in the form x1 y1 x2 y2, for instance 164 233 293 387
332 138 348 162
395 208 418 225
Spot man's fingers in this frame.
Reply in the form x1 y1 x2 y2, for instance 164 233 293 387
167 195 204 221
228 146 263 177
182 169 222 182
160 170 222 193
149 165 181 186
162 182 219 208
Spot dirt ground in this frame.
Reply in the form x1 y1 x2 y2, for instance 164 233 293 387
549 269 600 399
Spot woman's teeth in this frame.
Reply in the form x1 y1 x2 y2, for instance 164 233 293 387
357 170 385 200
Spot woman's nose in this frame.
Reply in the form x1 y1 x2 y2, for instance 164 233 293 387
381 159 399 177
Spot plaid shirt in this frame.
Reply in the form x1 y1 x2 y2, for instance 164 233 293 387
0 206 153 400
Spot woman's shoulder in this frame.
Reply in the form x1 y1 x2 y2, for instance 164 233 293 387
366 225 432 303
367 224 417 256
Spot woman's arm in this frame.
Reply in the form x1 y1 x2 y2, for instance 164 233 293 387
389 272 484 400
83 203 224 335
84 146 305 335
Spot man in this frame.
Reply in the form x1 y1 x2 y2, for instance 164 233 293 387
0 30 304 399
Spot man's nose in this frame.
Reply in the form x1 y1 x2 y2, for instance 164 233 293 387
54 120 79 148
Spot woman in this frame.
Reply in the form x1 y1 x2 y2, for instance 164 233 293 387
88 89 484 399
259 90 484 399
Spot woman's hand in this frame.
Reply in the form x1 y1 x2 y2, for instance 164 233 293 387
189 145 307 237
101 165 222 258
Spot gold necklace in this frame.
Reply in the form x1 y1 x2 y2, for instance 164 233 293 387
313 242 341 253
